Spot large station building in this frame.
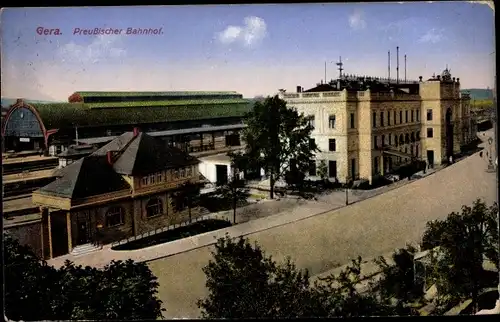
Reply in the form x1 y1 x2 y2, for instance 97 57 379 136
2 91 252 155
280 67 476 184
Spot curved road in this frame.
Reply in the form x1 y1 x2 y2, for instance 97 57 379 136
148 152 497 318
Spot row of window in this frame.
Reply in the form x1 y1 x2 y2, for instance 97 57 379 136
141 167 194 187
308 138 337 152
308 113 356 130
374 131 421 149
373 109 420 128
307 159 357 180
104 198 165 228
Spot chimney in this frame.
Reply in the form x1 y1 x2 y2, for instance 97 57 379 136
107 151 113 165
297 86 301 93
133 127 139 137
396 46 399 84
388 51 391 81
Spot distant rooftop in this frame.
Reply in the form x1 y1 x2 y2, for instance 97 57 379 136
68 91 244 104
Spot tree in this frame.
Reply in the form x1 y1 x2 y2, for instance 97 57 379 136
4 235 165 320
215 163 250 224
198 235 415 318
239 95 319 199
174 181 201 223
317 159 328 182
312 256 416 317
373 244 425 304
197 235 315 318
420 199 499 313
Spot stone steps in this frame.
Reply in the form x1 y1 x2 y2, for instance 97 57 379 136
71 243 101 256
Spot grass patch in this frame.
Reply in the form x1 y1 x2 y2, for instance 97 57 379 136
112 219 232 251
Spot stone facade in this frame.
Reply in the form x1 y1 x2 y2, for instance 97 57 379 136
281 76 474 184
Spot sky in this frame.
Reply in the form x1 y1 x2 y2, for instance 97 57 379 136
0 2 495 101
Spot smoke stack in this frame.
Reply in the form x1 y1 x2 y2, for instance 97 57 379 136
388 51 391 81
107 151 113 165
296 86 302 93
396 46 399 84
404 54 407 82
133 127 139 137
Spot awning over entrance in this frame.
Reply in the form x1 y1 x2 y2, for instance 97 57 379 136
381 148 413 159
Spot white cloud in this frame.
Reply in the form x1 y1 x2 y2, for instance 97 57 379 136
418 28 444 44
58 34 126 63
348 10 366 30
216 16 267 48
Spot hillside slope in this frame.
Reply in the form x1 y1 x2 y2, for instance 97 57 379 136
461 88 493 100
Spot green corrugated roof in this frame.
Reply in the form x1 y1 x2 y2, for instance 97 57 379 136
76 91 240 98
85 99 248 109
32 100 252 129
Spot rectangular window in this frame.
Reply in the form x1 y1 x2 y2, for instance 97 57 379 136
416 110 420 122
427 109 433 121
329 139 336 152
399 111 403 124
156 172 163 183
381 134 385 147
308 160 316 176
141 177 148 186
411 110 414 122
427 128 434 138
309 138 315 149
174 170 179 179
308 115 315 129
149 174 155 185
180 168 186 177
374 156 379 174
394 111 397 125
380 111 384 127
374 135 378 149
350 113 355 129
405 110 408 123
328 160 337 178
389 134 392 146
373 112 377 127
388 112 391 126
329 115 336 129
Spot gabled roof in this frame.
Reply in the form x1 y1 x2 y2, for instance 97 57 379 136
93 131 199 176
39 155 130 199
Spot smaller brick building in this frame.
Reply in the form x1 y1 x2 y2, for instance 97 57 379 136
32 128 202 259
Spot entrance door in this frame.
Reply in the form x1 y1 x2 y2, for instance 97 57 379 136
427 150 435 169
77 221 90 245
216 164 228 185
328 160 337 178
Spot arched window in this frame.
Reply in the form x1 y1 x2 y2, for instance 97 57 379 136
106 206 125 227
405 134 410 144
146 198 163 218
399 134 404 145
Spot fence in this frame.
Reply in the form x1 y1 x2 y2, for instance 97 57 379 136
110 213 229 248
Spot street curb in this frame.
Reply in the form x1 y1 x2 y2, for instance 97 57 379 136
141 161 451 265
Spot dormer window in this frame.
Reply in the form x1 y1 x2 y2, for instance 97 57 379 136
180 168 186 178
187 166 193 177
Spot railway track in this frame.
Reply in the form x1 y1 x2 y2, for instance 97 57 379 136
2 163 58 175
